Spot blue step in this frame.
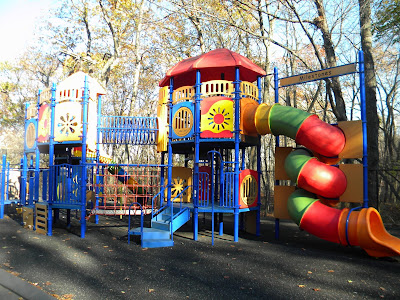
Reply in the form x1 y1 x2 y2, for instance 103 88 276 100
129 207 191 249
142 239 174 248
129 227 170 240
151 207 191 233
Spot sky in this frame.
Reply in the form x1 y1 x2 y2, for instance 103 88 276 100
0 0 53 62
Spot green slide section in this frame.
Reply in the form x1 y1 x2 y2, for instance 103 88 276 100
269 104 311 138
287 189 318 225
284 149 313 182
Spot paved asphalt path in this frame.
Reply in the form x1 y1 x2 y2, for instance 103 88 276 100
0 210 399 300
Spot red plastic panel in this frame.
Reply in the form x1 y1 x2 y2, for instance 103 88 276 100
239 169 258 208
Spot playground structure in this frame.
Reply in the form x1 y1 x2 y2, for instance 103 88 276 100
0 48 400 256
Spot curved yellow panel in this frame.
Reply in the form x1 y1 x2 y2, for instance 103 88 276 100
173 86 194 103
201 80 234 98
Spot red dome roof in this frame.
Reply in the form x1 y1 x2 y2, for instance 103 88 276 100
159 48 266 88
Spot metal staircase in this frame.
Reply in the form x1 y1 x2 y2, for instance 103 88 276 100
128 205 191 248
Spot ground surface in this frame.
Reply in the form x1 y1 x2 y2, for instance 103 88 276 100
0 209 399 300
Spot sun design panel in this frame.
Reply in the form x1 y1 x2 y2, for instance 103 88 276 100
165 167 193 203
37 103 50 143
239 169 258 208
200 96 233 138
171 102 194 139
54 102 82 142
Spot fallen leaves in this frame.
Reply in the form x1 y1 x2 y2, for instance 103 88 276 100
298 284 305 288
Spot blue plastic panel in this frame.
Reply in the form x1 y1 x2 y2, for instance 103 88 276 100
171 102 194 139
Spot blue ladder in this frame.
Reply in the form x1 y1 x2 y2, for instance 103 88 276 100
128 206 190 248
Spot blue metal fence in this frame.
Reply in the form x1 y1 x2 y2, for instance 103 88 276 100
49 164 83 206
98 116 158 145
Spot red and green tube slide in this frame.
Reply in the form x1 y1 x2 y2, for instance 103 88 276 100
284 149 347 199
287 189 342 244
268 104 345 157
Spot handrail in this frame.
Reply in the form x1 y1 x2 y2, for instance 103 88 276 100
345 206 362 246
128 202 144 245
151 187 167 219
171 184 192 209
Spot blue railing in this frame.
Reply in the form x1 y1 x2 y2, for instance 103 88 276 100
222 171 235 208
49 164 83 205
98 116 158 145
198 172 210 207
127 202 144 245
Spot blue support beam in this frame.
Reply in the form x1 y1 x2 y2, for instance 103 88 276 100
0 155 6 219
358 51 369 208
80 76 89 238
233 67 241 242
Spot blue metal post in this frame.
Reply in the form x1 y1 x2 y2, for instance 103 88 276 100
0 155 6 219
233 67 241 242
358 51 369 208
95 94 102 224
210 152 215 245
35 90 41 204
42 170 47 202
28 157 34 206
193 70 202 241
167 78 174 208
256 76 262 236
47 83 56 236
20 157 27 206
80 76 89 238
274 67 280 240
6 162 10 202
160 153 165 205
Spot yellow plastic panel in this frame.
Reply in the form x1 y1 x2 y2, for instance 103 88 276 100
274 185 295 220
339 164 363 203
240 81 258 101
157 100 169 152
173 86 195 103
165 167 193 203
159 86 169 105
201 80 234 98
275 147 293 180
39 88 51 105
338 120 363 159
54 102 82 142
26 104 37 119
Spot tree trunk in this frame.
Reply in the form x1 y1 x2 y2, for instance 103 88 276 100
314 0 347 121
359 0 379 207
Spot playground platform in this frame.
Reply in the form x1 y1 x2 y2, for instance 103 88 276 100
0 212 399 300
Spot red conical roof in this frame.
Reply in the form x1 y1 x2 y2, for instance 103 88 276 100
159 48 266 88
